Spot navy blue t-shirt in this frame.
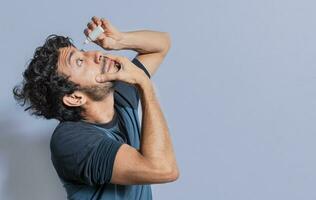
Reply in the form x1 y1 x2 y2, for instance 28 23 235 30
50 58 152 200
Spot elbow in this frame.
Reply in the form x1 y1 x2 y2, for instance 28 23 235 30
148 157 180 183
170 168 180 182
164 32 172 49
161 165 180 183
161 32 172 56
165 169 180 183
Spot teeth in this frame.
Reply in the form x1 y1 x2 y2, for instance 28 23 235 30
106 59 111 72
101 57 116 73
101 58 106 74
106 61 110 72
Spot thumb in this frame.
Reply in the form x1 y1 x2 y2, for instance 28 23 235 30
95 73 119 83
101 18 110 27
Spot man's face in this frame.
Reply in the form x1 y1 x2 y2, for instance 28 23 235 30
57 46 118 101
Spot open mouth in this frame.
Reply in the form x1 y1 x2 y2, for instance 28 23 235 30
101 57 120 74
101 57 106 74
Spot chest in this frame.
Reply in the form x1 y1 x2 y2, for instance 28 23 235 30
97 107 141 148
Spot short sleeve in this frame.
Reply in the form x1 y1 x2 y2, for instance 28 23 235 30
114 57 151 108
50 122 124 186
132 57 151 79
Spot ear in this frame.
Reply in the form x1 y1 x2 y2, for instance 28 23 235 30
63 91 87 107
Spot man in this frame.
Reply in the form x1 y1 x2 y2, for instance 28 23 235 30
13 16 179 200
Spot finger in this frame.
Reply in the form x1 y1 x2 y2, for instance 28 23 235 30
84 28 91 37
95 73 119 83
92 16 101 26
105 55 126 68
87 22 97 30
101 18 110 28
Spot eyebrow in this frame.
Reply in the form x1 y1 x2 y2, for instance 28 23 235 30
67 50 75 67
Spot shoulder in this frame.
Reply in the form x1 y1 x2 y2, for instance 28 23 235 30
52 121 102 140
50 121 103 156
132 58 151 79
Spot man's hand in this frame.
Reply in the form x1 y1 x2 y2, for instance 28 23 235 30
84 16 124 50
85 16 170 77
95 55 149 86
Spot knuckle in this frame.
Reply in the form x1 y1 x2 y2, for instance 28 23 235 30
101 18 108 23
99 76 104 81
93 16 101 24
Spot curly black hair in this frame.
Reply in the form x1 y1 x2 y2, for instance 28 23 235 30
13 34 85 122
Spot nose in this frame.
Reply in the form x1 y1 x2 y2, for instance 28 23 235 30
93 51 103 64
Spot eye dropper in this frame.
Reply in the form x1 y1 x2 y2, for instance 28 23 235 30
84 25 104 44
83 25 122 71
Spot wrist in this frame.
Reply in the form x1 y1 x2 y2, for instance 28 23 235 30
136 77 153 92
114 32 130 50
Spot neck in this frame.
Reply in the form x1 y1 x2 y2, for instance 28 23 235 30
82 91 116 124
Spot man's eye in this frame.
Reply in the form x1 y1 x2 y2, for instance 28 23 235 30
76 59 83 66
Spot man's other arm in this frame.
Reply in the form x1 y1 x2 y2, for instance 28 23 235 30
110 78 179 185
116 30 171 77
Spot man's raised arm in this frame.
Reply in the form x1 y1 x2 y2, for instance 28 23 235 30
85 17 171 77
115 30 171 77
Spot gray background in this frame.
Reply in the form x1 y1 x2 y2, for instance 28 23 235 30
1 0 315 199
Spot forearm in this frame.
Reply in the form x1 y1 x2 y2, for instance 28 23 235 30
117 30 171 55
136 80 178 174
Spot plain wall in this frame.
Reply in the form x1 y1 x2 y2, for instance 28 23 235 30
1 0 316 199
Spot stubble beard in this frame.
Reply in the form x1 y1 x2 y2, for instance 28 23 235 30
79 57 118 101
79 81 116 101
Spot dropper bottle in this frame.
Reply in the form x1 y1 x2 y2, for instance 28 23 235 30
84 25 104 44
